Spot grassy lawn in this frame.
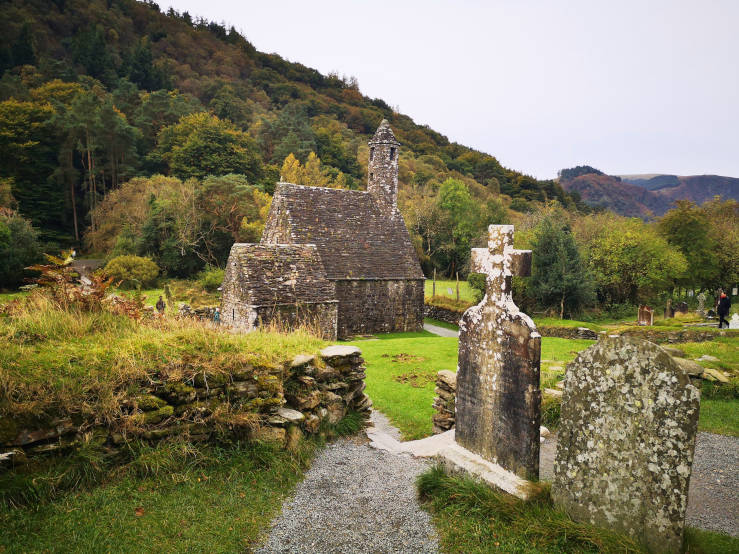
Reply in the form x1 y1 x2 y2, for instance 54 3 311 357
349 334 458 440
353 330 739 438
0 440 316 553
350 333 594 440
424 279 477 302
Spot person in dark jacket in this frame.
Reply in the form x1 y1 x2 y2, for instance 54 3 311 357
717 292 731 328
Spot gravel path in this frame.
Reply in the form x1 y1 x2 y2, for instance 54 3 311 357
257 431 438 553
540 431 739 536
423 322 459 338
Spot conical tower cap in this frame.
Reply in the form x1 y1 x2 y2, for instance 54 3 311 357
369 119 399 145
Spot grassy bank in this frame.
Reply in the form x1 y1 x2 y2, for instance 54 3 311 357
424 279 477 303
1 439 316 553
418 467 739 554
0 293 324 423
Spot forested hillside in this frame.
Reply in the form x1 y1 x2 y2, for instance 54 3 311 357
559 166 739 218
0 0 587 280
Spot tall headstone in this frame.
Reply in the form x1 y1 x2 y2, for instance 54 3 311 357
552 337 700 554
456 225 541 480
729 313 739 330
664 298 674 318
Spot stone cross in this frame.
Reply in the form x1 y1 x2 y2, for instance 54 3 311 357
470 225 532 302
456 225 541 481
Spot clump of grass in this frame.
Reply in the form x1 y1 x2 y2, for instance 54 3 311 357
418 466 643 553
541 395 561 429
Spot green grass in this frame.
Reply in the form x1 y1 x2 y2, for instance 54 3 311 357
699 399 739 436
424 279 477 302
349 332 593 440
0 290 29 303
418 466 739 554
349 333 458 440
533 317 604 333
540 337 594 389
0 438 315 553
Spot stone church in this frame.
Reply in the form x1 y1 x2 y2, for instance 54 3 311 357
221 120 425 339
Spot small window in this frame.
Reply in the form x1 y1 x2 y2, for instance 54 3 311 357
390 147 396 160
369 147 374 161
370 172 374 180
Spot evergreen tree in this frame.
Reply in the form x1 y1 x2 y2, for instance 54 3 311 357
530 217 594 318
10 23 37 68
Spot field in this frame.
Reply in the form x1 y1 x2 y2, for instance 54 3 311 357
424 279 477 303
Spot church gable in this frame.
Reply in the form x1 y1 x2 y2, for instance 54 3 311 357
261 184 424 280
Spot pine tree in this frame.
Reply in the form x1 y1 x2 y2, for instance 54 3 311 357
530 217 594 318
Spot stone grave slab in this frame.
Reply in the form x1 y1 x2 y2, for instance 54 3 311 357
552 336 700 554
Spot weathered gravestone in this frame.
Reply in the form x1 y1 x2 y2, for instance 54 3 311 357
552 336 700 553
664 298 674 319
696 292 706 316
729 313 739 330
638 304 653 326
456 225 541 480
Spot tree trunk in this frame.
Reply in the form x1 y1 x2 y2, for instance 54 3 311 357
560 293 565 320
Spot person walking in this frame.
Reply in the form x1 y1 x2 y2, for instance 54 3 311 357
717 291 731 329
156 295 166 315
213 307 221 325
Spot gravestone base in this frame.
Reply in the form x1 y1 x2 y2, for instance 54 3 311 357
438 441 539 500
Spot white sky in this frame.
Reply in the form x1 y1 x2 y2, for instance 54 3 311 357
164 0 739 179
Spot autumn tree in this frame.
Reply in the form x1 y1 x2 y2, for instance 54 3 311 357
155 112 263 181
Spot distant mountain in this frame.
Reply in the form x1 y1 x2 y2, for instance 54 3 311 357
559 169 739 218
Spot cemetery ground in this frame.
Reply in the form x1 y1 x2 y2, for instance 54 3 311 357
1 285 737 553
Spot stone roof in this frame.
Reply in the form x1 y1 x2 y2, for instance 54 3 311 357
224 243 336 306
369 119 399 145
262 183 425 280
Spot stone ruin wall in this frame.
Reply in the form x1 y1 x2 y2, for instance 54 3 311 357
221 298 339 341
335 279 424 338
1 347 370 467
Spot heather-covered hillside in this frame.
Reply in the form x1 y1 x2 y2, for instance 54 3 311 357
560 167 739 218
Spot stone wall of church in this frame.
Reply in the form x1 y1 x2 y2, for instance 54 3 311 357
334 279 424 338
222 300 338 341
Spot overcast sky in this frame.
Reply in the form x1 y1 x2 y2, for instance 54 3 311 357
164 0 738 180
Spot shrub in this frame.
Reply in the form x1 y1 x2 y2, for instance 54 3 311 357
197 265 225 291
468 272 486 303
104 255 159 289
0 211 42 289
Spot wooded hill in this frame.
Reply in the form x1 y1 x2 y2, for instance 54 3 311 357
559 166 739 219
0 0 586 255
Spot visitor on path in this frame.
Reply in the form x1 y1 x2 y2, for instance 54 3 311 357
156 295 166 315
717 292 731 328
213 307 221 325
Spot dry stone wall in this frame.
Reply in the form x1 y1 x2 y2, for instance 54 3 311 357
1 347 370 467
552 336 700 554
432 370 457 434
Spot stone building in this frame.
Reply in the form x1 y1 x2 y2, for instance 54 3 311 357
221 244 338 338
222 120 425 338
